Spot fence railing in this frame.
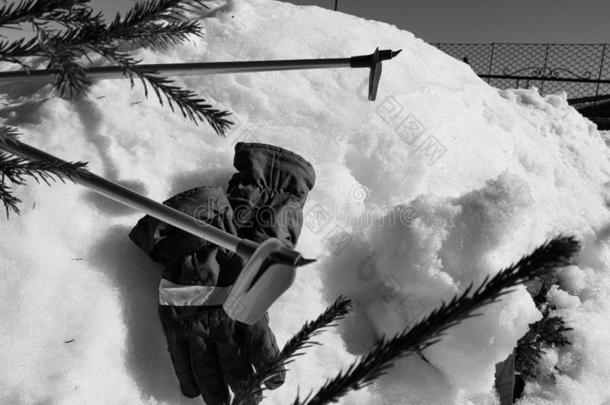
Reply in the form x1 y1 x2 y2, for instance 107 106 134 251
434 43 610 103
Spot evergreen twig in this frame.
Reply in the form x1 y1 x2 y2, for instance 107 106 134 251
0 0 87 28
108 0 209 29
291 236 580 405
0 0 233 214
515 270 573 381
0 37 38 65
232 297 353 405
0 181 22 218
0 0 232 134
515 307 572 379
105 51 233 135
104 0 207 50
0 126 88 217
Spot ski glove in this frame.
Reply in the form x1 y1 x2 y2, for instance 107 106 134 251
158 306 281 404
128 142 316 405
130 186 281 404
227 142 316 248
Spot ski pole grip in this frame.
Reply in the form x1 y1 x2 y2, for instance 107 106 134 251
349 48 401 68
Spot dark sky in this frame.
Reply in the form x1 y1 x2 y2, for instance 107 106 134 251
279 0 610 44
5 0 610 44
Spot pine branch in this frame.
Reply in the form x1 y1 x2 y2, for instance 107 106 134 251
47 56 91 98
128 65 234 136
0 181 22 217
515 269 573 380
110 0 209 27
0 125 21 145
4 0 232 135
111 19 204 51
0 0 95 37
515 309 572 379
1 0 232 135
104 0 207 49
93 49 233 135
292 236 580 405
0 126 88 218
0 36 38 66
232 297 353 405
36 11 106 53
0 0 86 28
0 151 87 186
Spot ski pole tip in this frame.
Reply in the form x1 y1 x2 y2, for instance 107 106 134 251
297 257 317 267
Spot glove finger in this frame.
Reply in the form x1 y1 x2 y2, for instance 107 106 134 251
189 335 231 405
216 342 254 392
239 313 286 390
191 319 211 339
158 308 200 398
204 311 259 397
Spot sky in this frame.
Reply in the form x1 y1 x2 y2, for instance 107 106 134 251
3 0 610 44
277 0 610 44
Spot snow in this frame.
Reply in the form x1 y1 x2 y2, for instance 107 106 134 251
2 0 610 404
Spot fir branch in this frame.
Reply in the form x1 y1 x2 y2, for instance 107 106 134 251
0 0 93 33
279 296 353 365
36 11 106 52
0 151 87 186
0 0 83 28
102 50 233 135
0 36 38 64
232 297 353 405
0 125 21 144
110 0 209 27
103 0 207 49
110 19 204 51
32 26 97 97
0 180 22 217
129 66 233 135
0 0 232 135
48 56 91 98
292 236 580 405
515 309 572 379
0 126 88 218
515 270 574 380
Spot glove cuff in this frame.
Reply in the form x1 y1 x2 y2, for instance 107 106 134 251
228 142 316 203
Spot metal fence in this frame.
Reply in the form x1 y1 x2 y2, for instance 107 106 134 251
434 43 610 103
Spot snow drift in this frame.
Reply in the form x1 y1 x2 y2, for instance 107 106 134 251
1 0 610 404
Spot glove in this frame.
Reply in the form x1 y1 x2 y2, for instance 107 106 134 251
225 142 316 389
158 306 279 404
129 185 286 404
227 142 316 248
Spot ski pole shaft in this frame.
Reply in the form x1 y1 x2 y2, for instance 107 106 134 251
0 138 259 259
0 49 401 86
0 58 351 84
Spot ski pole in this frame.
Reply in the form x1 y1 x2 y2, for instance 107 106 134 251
0 137 310 268
0 48 401 101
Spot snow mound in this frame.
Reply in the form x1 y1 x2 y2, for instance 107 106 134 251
2 0 610 404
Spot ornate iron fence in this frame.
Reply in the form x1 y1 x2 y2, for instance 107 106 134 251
434 43 610 102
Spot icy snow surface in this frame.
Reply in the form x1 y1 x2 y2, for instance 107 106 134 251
2 0 610 404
